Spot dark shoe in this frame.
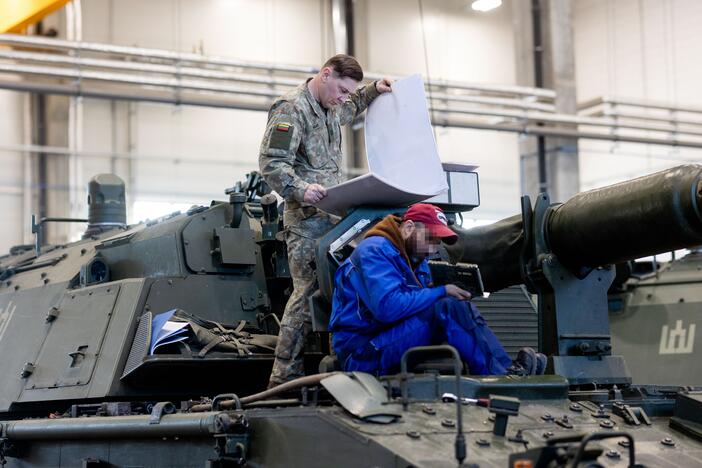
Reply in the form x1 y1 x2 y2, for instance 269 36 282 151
505 363 529 376
514 347 538 375
535 352 547 375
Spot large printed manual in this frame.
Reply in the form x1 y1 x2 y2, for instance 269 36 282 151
315 74 448 216
149 309 190 354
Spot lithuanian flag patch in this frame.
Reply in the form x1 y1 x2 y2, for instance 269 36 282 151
270 122 294 150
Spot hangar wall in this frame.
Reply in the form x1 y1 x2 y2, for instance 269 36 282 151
574 0 702 190
0 91 26 250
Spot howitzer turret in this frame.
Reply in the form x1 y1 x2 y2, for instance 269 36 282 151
446 164 702 385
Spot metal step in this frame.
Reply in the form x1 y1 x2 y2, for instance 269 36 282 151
472 285 538 357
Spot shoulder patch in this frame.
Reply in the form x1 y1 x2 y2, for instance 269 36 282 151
269 123 294 150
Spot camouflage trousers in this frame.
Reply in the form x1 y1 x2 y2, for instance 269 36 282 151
268 230 319 386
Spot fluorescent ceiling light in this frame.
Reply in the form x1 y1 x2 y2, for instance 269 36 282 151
471 0 502 12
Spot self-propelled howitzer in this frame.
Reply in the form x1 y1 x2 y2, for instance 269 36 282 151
0 168 700 467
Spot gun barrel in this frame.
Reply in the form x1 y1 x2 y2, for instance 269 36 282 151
549 164 702 268
449 165 702 291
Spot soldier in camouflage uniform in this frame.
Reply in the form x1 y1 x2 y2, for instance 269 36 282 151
259 54 392 387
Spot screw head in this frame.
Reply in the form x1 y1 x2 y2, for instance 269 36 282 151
593 406 609 418
476 438 490 447
600 420 615 429
406 430 421 439
606 449 621 459
661 437 676 447
542 431 554 439
569 403 583 412
618 440 631 448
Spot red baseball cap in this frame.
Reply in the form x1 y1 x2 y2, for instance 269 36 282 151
403 203 458 244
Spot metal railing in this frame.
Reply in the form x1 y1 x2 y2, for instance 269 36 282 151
1 33 701 148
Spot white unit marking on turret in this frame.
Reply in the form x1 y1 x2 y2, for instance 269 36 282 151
659 319 696 355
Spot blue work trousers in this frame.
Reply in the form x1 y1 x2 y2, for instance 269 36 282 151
343 297 513 376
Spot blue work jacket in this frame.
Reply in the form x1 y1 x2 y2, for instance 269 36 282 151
329 236 447 363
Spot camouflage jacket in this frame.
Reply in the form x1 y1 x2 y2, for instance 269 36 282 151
259 78 379 237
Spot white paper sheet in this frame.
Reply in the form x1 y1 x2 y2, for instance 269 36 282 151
317 173 443 215
316 74 447 216
364 74 447 195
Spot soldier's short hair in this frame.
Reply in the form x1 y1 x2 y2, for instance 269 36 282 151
323 54 364 82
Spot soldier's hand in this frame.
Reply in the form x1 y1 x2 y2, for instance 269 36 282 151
445 284 472 301
304 184 327 204
376 77 393 94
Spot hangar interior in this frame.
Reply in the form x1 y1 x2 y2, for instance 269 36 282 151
2 2 702 467
1 0 701 254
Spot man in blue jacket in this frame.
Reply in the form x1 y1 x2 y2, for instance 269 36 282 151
329 203 546 376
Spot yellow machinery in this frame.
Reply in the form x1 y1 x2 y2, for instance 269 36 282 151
0 0 71 33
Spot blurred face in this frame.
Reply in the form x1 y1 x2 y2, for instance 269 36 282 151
402 221 442 260
318 67 359 109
